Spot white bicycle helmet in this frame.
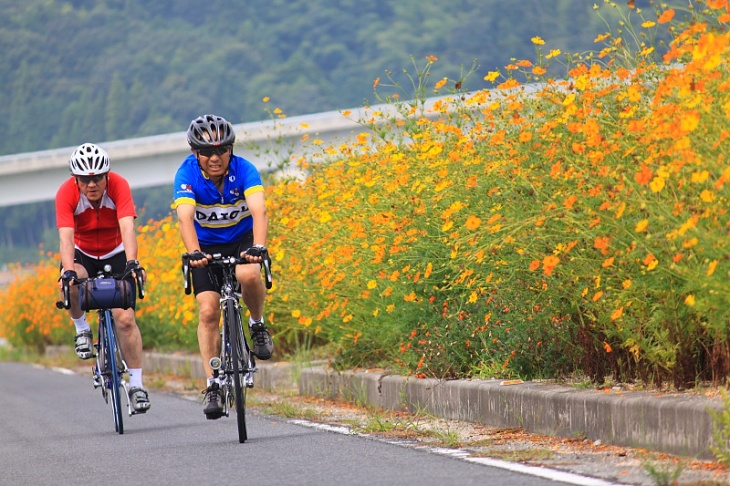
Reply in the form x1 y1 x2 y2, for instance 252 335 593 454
187 114 236 149
69 143 110 175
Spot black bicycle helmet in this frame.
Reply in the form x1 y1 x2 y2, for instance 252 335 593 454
69 143 110 175
187 114 236 149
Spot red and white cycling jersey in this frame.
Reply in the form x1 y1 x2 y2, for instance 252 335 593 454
55 172 137 259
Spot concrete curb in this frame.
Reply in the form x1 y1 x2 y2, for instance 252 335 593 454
142 352 724 460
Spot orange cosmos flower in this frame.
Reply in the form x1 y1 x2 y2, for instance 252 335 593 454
634 165 653 185
542 255 560 276
465 215 482 231
594 236 610 251
658 9 675 23
564 195 578 208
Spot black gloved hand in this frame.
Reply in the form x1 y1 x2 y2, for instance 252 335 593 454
244 244 267 257
188 250 207 262
60 270 77 282
124 259 142 275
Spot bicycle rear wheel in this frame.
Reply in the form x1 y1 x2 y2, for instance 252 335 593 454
103 311 124 434
226 300 247 443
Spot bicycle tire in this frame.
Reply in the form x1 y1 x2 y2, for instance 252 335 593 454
104 310 124 434
226 299 248 443
96 321 108 403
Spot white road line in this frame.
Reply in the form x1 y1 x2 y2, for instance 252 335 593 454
289 419 628 486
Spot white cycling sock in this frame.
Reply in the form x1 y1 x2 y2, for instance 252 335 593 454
128 368 143 388
249 316 264 327
72 314 91 333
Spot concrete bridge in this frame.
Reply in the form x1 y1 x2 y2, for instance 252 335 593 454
0 89 532 208
0 106 375 208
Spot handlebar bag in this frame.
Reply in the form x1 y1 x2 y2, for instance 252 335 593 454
79 278 135 311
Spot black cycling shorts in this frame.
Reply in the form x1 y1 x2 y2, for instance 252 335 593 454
59 250 137 291
59 250 127 276
191 230 255 295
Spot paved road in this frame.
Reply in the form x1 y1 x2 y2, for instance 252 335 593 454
0 362 616 486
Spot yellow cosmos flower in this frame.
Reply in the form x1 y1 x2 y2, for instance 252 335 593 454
649 176 665 193
700 190 715 202
691 170 709 183
635 219 649 233
484 71 500 82
708 260 718 276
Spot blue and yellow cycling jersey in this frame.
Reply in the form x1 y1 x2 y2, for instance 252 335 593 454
172 154 264 245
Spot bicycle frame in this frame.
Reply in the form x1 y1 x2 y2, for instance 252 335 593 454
182 251 272 443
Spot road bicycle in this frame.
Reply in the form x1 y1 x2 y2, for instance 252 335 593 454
182 250 272 443
57 265 145 434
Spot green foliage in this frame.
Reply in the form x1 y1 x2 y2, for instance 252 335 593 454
0 0 623 157
0 0 641 266
710 388 730 466
5 0 729 394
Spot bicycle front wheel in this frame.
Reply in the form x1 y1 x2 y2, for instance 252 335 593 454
103 310 124 434
226 300 247 443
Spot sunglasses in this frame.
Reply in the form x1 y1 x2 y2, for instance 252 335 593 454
197 145 231 157
76 174 106 184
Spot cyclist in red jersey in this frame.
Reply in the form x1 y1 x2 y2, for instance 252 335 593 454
55 143 150 413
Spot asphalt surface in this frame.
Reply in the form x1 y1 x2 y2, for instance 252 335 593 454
141 351 725 461
1 361 612 486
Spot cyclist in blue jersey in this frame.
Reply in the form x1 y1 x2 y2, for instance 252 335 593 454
173 114 274 420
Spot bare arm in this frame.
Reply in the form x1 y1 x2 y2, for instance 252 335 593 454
246 191 268 247
241 191 268 264
176 203 209 268
176 203 202 252
59 227 76 273
118 215 138 261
